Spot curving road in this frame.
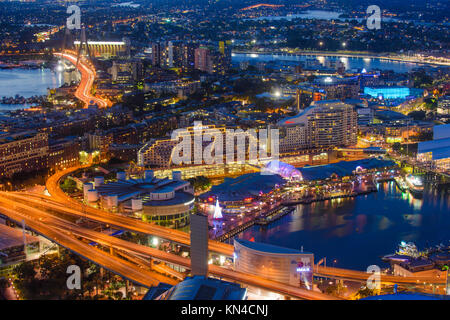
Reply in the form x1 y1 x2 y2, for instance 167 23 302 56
0 199 178 288
42 166 448 286
44 165 234 256
54 52 109 108
0 164 444 300
0 193 340 300
1 189 446 289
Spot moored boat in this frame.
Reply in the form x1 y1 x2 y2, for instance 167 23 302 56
405 174 424 195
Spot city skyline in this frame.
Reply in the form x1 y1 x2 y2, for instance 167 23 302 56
0 0 448 308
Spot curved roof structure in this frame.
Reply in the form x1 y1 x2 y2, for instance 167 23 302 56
150 276 246 300
265 160 302 180
200 172 285 202
235 239 312 255
95 176 193 205
277 100 351 126
298 158 396 181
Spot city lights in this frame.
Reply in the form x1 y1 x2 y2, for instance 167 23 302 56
0 0 448 305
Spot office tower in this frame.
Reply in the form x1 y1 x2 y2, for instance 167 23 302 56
190 213 209 276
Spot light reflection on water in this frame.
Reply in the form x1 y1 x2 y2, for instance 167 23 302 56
235 182 450 270
0 67 62 110
232 53 430 73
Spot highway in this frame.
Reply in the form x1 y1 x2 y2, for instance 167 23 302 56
0 200 178 288
0 191 446 288
44 166 234 256
10 191 234 257
0 164 445 300
314 266 446 286
43 166 447 285
54 51 109 108
0 194 340 300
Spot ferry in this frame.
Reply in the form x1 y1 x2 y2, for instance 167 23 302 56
394 176 408 192
382 241 421 262
405 174 424 195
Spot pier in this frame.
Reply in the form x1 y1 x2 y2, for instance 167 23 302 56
214 206 293 242
282 187 377 206
255 206 296 226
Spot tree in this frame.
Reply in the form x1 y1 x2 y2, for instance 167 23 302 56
188 176 211 192
411 70 433 88
356 286 378 299
407 110 426 121
325 281 347 297
14 261 36 281
423 97 437 111
0 278 8 290
61 178 77 193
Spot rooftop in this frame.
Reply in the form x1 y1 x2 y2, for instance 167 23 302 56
149 276 247 300
95 176 193 204
235 239 312 255
298 158 396 181
200 172 285 202
362 293 447 300
0 224 40 251
433 123 450 140
418 137 450 160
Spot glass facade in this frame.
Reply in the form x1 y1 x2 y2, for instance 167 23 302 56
234 239 314 289
364 87 412 99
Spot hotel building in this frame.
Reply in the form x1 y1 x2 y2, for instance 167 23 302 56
137 124 262 168
0 131 48 178
278 100 358 152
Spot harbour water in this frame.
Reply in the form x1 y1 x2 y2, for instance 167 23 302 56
232 53 430 73
0 67 62 110
235 182 450 270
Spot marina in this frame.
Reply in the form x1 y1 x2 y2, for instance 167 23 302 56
235 181 450 270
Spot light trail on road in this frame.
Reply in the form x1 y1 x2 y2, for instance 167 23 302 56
54 52 109 108
0 202 178 288
0 164 445 300
0 191 445 290
0 195 341 300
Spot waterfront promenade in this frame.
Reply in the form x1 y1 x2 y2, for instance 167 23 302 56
233 50 450 67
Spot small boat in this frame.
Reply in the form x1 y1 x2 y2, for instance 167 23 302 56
394 176 408 192
383 241 422 263
405 174 424 195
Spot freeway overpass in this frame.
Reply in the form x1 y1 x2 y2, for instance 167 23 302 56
45 165 234 255
43 166 449 285
1 191 446 288
2 164 443 295
0 194 340 300
5 191 233 257
0 202 178 288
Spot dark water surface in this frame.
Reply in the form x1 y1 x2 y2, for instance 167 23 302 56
235 182 450 270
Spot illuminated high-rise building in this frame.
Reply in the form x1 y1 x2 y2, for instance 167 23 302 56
278 100 357 151
0 131 48 178
190 213 209 276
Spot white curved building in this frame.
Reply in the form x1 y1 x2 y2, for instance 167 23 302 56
234 239 314 289
93 171 194 228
